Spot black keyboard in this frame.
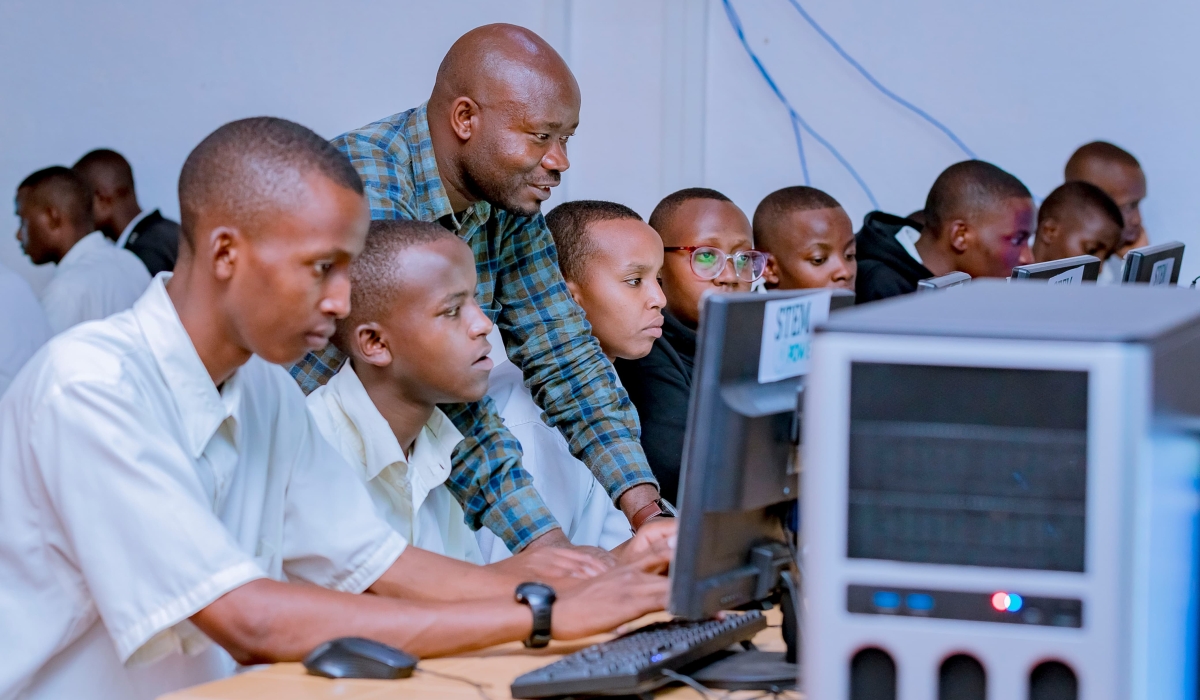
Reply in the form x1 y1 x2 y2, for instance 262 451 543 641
510 610 767 697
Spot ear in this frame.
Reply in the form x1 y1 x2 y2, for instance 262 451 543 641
449 96 480 142
565 279 586 309
354 323 392 367
44 204 66 232
1038 218 1059 244
763 253 781 287
948 220 970 254
207 226 240 282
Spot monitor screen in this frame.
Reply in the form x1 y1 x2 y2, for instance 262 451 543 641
846 363 1088 572
1122 241 1185 286
1011 255 1101 284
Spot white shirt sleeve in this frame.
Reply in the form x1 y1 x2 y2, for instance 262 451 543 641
30 379 266 663
276 369 406 593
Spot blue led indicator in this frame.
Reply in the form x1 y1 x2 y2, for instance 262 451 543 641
1007 593 1024 612
873 591 901 609
906 593 934 611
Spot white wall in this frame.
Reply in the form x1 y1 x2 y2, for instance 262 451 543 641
3 0 1198 290
705 0 1200 281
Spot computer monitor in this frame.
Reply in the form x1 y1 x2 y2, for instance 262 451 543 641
1121 241 1185 286
1010 255 1101 284
917 271 971 292
666 289 849 689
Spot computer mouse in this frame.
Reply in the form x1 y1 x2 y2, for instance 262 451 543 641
303 637 417 680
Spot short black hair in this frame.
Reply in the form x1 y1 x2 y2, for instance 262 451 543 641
178 117 364 249
72 149 135 193
1038 181 1124 231
752 186 843 253
18 166 93 227
331 218 463 356
545 200 643 282
924 160 1032 236
647 187 732 234
1065 141 1140 179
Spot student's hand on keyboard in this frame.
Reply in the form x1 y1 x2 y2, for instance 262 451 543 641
490 543 614 580
613 518 677 567
550 547 672 640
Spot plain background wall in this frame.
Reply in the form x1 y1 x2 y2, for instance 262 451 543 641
4 0 1197 292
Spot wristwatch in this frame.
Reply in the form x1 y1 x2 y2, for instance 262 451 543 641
631 497 678 532
515 582 556 648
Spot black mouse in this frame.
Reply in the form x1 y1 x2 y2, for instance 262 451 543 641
303 637 417 680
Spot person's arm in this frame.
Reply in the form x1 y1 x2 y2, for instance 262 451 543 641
491 214 661 518
191 534 672 663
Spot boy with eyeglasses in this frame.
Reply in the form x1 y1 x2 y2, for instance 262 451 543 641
615 188 765 502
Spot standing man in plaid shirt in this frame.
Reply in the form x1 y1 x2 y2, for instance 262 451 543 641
292 24 671 557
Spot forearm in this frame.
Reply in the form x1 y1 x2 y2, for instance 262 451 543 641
368 545 527 602
193 578 530 663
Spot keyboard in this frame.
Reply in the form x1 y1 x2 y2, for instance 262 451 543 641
509 610 767 698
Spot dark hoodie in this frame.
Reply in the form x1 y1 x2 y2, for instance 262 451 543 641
614 309 695 503
855 211 934 303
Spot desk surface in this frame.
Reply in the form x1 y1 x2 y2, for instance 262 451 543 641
161 610 800 700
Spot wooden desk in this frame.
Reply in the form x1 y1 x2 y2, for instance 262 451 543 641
161 610 800 700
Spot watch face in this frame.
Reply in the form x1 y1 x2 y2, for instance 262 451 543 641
516 582 557 605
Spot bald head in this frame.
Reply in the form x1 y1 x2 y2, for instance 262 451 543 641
431 23 576 109
427 24 580 217
73 149 134 195
178 117 363 250
1065 141 1140 181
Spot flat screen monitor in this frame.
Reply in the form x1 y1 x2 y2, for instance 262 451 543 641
1121 241 1184 286
1011 255 1101 284
669 289 847 620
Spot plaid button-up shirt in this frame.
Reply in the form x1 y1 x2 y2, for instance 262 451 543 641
291 104 658 551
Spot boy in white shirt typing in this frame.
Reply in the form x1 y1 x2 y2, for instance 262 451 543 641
310 218 659 572
0 118 672 700
478 200 669 562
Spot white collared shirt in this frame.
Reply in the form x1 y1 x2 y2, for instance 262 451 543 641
895 225 924 264
0 262 51 397
39 230 151 334
0 276 405 700
476 328 630 562
115 208 156 249
307 362 484 564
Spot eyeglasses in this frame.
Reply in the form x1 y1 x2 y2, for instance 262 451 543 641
664 246 769 282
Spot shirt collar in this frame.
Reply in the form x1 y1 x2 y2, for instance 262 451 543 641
407 104 492 232
132 274 243 458
324 362 464 485
58 231 110 269
115 208 155 249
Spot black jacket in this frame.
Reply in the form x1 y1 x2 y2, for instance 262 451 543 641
855 211 933 304
614 309 695 503
125 209 180 277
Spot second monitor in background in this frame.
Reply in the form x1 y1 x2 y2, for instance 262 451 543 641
918 271 971 292
1011 255 1102 285
1121 241 1185 286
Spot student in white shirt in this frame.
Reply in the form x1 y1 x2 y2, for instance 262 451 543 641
15 166 150 333
0 261 51 396
309 219 633 576
477 200 668 562
0 118 672 700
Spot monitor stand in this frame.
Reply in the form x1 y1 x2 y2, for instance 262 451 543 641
687 569 800 691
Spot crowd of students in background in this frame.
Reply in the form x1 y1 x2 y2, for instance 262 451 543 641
0 19 1154 700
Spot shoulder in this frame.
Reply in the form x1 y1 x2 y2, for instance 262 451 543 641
616 340 687 394
331 109 416 165
5 310 150 414
856 260 915 302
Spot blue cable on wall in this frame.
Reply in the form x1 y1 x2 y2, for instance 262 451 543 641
721 0 879 209
783 0 977 159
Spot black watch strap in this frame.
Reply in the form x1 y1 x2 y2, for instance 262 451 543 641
515 582 556 648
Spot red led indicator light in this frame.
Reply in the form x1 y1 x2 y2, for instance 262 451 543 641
991 591 1023 612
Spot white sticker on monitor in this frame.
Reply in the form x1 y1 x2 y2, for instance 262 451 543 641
1048 265 1085 286
758 292 831 383
1150 258 1175 286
